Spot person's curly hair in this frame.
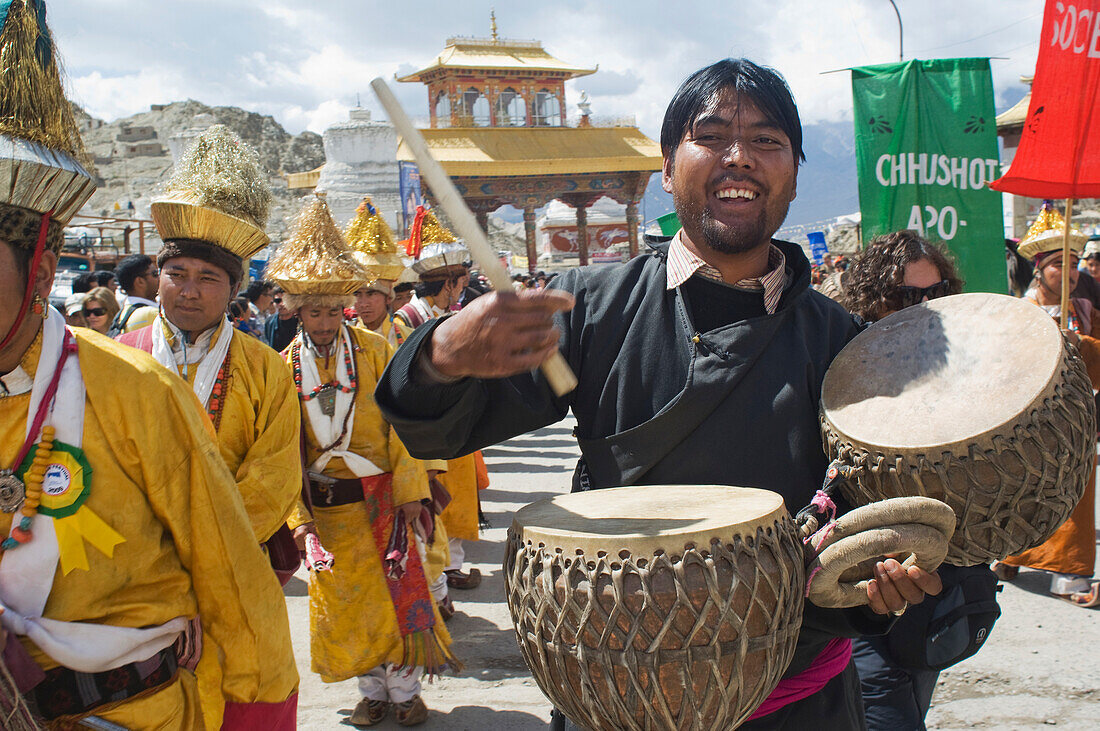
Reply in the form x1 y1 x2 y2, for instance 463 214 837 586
842 230 964 322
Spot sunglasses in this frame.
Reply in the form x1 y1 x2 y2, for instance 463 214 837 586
83 307 107 317
895 280 952 309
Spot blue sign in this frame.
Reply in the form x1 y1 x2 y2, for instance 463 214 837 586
398 161 422 236
807 231 828 265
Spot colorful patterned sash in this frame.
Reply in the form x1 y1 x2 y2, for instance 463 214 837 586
361 474 458 675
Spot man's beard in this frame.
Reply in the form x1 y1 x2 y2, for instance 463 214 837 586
698 205 769 255
674 191 782 256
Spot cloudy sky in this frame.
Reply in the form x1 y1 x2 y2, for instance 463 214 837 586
51 0 1044 140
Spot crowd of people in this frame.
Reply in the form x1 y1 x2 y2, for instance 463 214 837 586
1 3 1095 730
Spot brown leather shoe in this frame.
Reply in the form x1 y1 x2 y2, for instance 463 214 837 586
446 567 482 590
438 595 455 621
349 698 390 726
395 695 429 726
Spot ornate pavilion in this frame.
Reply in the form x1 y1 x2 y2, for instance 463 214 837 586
395 21 661 269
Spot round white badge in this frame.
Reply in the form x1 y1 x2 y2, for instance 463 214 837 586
43 464 72 496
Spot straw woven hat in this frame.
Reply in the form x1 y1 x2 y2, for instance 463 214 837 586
151 125 272 260
1017 203 1088 261
266 193 368 296
0 0 96 234
345 196 406 281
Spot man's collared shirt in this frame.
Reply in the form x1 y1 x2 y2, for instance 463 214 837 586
665 231 787 314
122 294 158 309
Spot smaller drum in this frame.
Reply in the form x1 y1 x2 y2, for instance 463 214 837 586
504 485 805 731
821 293 1096 565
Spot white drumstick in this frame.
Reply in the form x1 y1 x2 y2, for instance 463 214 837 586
371 77 577 396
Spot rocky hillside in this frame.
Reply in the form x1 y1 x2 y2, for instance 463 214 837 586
76 100 324 244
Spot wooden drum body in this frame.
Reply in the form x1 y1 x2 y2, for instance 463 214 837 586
504 485 804 731
821 293 1096 566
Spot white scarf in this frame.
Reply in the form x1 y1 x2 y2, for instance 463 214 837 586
407 295 447 325
299 324 382 478
151 314 234 408
0 310 186 672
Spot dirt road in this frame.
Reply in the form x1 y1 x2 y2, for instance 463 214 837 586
289 421 1100 730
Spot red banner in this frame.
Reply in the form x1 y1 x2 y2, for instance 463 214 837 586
990 1 1100 198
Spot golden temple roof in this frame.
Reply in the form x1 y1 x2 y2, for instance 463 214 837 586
395 127 662 177
397 37 596 82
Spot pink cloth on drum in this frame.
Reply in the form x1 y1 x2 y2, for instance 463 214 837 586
746 637 853 721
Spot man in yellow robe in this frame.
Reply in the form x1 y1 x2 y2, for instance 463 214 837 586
345 199 454 616
117 125 301 547
0 184 298 731
0 4 297 726
355 277 454 616
270 195 455 727
115 126 302 728
393 211 485 592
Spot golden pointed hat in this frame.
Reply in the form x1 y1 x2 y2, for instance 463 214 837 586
1016 202 1088 261
0 0 96 245
151 124 271 260
265 193 368 296
345 196 406 281
404 206 470 277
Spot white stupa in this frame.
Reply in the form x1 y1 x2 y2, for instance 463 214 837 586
314 107 402 230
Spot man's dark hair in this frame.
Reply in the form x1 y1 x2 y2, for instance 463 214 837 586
228 296 250 320
244 279 273 303
94 270 116 287
394 282 414 294
660 58 805 165
116 254 154 292
71 271 96 293
415 278 446 299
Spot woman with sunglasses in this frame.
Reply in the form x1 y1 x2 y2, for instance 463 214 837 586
841 230 967 731
81 285 121 335
842 230 962 323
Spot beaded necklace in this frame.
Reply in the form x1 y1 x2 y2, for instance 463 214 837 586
292 336 357 402
205 348 230 432
291 330 359 453
0 331 76 552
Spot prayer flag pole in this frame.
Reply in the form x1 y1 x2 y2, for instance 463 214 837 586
370 77 578 397
1060 198 1074 330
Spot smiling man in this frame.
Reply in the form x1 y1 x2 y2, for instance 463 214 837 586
377 58 941 730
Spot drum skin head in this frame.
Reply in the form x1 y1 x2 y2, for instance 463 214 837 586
822 293 1063 451
510 485 789 557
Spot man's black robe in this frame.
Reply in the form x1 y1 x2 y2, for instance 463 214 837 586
377 237 887 729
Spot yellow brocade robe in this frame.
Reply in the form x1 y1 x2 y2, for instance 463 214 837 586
287 325 451 682
167 323 302 543
370 317 450 582
0 328 298 728
393 314 483 543
153 321 303 728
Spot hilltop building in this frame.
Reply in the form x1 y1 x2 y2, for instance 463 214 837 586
395 19 661 269
286 16 662 271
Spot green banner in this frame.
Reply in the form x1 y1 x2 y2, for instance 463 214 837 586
852 59 1004 293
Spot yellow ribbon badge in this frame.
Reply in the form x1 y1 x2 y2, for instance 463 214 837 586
18 441 125 574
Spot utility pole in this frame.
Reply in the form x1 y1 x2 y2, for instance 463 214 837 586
887 0 903 62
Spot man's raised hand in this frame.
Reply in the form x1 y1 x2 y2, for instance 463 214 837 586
429 288 575 380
